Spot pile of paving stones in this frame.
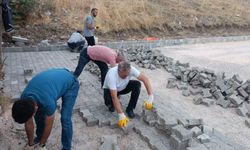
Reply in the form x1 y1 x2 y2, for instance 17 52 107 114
74 45 250 128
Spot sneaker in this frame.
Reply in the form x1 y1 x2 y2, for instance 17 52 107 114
108 105 115 112
126 108 135 119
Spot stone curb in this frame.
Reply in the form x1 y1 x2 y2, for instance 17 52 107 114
3 35 250 52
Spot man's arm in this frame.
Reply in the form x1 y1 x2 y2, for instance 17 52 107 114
110 90 123 113
137 73 153 95
25 117 35 146
39 114 55 145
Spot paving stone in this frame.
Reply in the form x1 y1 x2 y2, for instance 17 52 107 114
224 87 235 96
176 82 188 90
202 98 214 107
190 127 202 137
237 87 249 99
182 90 191 97
170 134 188 150
212 90 224 100
201 89 212 98
193 96 203 105
171 125 193 141
245 119 250 128
202 125 214 136
241 80 250 89
200 78 211 88
197 134 210 143
216 98 230 108
232 74 243 84
189 87 202 95
86 115 99 127
186 119 203 127
177 118 189 128
121 123 135 135
228 94 243 107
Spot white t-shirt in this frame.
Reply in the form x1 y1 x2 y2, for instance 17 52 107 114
103 66 141 91
68 32 85 43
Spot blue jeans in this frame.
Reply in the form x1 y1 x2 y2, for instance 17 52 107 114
73 47 108 86
34 77 79 150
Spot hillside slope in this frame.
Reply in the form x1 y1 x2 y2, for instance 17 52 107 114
5 0 250 44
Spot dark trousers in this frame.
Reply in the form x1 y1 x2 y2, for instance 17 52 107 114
85 36 95 46
74 47 108 86
67 41 85 52
104 80 141 110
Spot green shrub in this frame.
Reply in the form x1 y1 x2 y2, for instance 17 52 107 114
9 0 37 20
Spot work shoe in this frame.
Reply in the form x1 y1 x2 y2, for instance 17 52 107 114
108 105 115 112
126 108 135 119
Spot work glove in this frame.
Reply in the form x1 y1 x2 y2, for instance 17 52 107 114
95 26 99 30
34 144 47 150
23 143 35 150
144 95 154 110
118 113 129 128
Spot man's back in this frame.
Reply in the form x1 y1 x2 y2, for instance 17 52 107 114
83 15 94 37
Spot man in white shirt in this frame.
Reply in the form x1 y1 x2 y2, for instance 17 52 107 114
67 31 86 52
103 61 154 128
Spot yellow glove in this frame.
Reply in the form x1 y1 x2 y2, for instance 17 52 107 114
144 95 154 110
118 113 129 128
95 26 99 30
23 143 35 150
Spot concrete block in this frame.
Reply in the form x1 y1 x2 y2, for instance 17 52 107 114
121 123 135 135
228 94 243 107
182 90 191 97
197 134 210 143
189 88 202 95
212 90 224 100
241 80 250 89
216 98 230 108
232 74 243 84
190 127 202 137
237 87 249 99
200 78 211 88
202 98 214 107
202 125 214 136
170 134 188 150
172 125 193 141
177 82 188 90
224 87 235 96
186 119 203 127
86 115 99 126
177 118 189 128
202 89 212 98
193 96 203 105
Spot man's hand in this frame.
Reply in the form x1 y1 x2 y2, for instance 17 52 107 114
23 143 35 150
144 95 154 110
118 113 129 128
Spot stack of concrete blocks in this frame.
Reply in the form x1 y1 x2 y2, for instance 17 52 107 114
12 36 29 46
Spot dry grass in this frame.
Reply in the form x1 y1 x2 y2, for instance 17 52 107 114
28 0 250 34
